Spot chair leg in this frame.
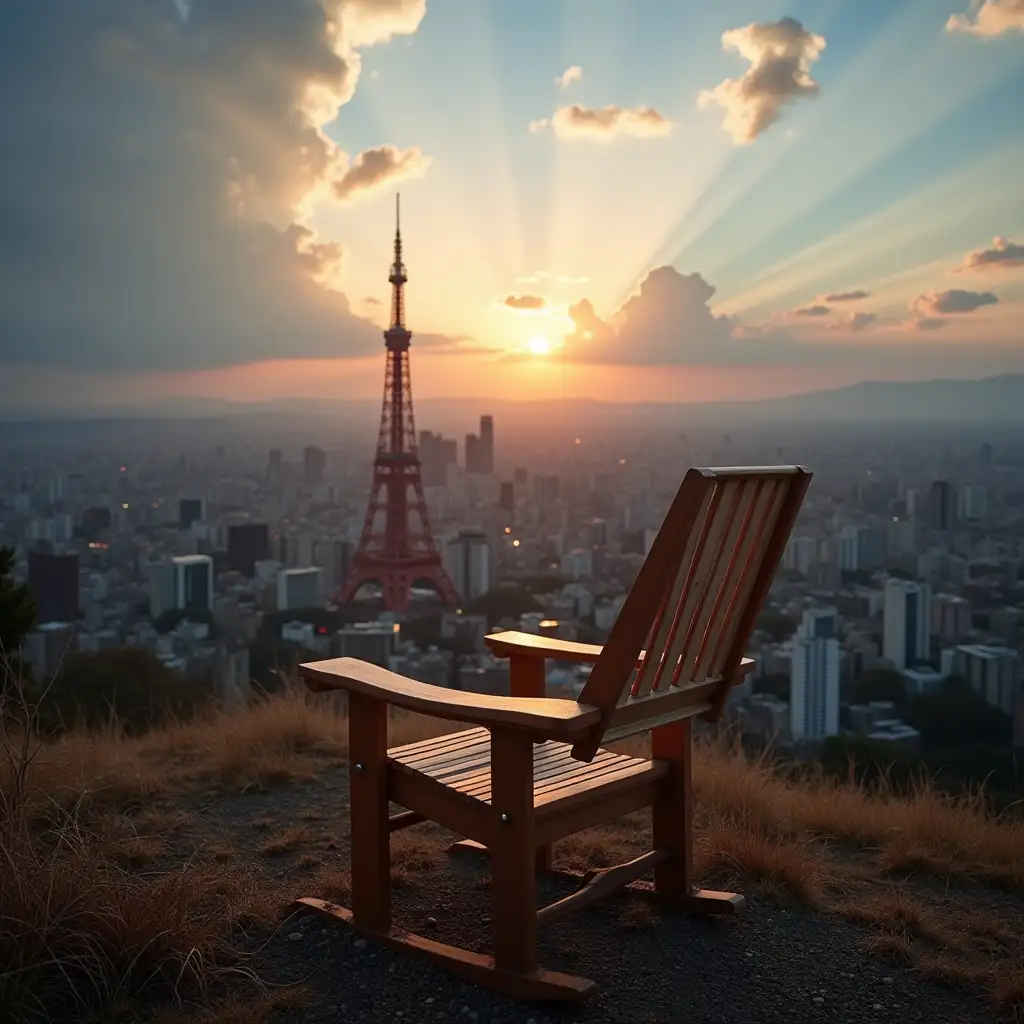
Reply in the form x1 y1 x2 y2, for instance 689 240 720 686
348 691 392 932
651 719 744 915
489 728 537 974
448 838 553 874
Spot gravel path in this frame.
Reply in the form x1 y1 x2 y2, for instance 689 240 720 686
162 768 1000 1024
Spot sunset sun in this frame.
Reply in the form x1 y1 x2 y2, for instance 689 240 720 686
527 336 552 356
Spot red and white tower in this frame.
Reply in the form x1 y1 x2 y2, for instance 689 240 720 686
336 196 458 612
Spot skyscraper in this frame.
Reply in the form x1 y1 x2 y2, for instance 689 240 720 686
179 497 205 529
172 555 214 612
419 430 458 487
28 550 79 622
227 522 270 576
465 415 494 474
883 577 931 670
928 480 955 531
303 446 326 486
789 607 841 742
445 528 491 600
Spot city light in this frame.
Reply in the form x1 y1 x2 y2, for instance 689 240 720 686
512 539 520 547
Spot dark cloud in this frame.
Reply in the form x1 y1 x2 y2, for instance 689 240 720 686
957 236 1024 273
912 289 999 316
530 104 673 140
503 294 547 310
0 0 432 373
333 144 429 200
793 304 831 317
823 289 870 302
699 17 826 143
913 317 948 331
364 296 382 305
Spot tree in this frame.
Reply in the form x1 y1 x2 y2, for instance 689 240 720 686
35 647 211 734
0 546 36 692
465 586 542 623
851 668 907 708
903 676 1012 752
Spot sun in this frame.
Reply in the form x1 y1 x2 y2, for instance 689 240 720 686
527 336 551 356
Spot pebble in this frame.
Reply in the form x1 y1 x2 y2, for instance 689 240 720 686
883 977 893 984
354 938 368 950
427 916 438 927
873 1004 883 1011
813 997 824 1004
288 931 303 941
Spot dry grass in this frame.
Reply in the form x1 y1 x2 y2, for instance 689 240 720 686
4 681 1024 1020
259 827 309 857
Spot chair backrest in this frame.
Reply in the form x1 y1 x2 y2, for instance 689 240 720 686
571 466 811 761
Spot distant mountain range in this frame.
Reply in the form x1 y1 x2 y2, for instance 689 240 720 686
3 374 1023 430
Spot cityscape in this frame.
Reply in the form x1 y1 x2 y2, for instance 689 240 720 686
2 0 1024 1019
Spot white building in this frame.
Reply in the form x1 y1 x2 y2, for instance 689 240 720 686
882 578 931 670
172 554 213 612
445 528 491 601
783 536 818 576
943 644 1022 715
560 548 594 581
789 607 841 742
276 566 322 611
958 485 987 523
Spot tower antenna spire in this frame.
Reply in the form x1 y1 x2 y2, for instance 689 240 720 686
335 196 458 612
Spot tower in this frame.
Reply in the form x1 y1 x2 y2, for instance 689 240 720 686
336 196 458 611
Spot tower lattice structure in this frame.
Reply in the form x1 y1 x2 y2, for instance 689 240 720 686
336 196 459 612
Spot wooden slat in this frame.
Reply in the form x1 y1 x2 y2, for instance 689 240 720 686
632 483 718 698
606 680 719 734
648 479 747 695
601 702 712 744
677 478 771 686
695 479 785 682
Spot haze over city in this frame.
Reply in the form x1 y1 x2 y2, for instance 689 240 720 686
2 3 1024 1023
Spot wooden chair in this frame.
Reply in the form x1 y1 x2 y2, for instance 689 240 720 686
296 465 811 1001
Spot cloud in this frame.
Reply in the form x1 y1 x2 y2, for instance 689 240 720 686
912 289 999 316
823 289 870 302
516 271 590 285
830 312 876 332
333 144 430 200
364 296 382 305
0 0 437 373
530 104 673 140
957 235 1024 273
793 304 831 317
558 267 740 365
555 65 582 88
503 294 547 310
912 317 948 331
946 0 1024 37
698 17 826 143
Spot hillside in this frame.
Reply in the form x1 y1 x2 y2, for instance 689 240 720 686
2 685 1022 1023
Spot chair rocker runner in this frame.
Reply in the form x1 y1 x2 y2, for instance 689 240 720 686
295 465 812 1001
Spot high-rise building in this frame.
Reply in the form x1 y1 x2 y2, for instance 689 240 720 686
277 567 323 611
419 430 458 487
148 562 177 618
958 485 987 523
513 466 528 487
499 481 514 513
179 498 205 529
303 446 326 486
928 480 955 532
783 536 818 576
931 594 972 641
336 622 400 666
81 506 111 541
790 607 841 742
836 524 884 572
172 554 214 612
465 415 494 475
883 577 931 670
227 522 270 576
943 644 1022 715
444 529 491 601
268 449 283 482
27 550 79 623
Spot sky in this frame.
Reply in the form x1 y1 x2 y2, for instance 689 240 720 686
0 0 1022 414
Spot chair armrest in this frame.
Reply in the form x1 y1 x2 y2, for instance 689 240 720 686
487 631 756 679
300 657 601 741
485 631 607 664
